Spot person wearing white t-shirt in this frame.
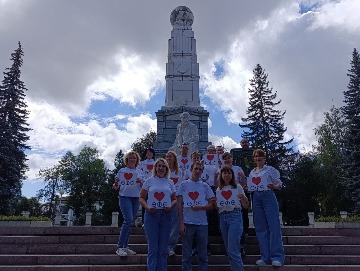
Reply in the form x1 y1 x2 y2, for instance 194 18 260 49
113 151 144 257
178 143 191 173
165 150 183 257
178 162 215 271
216 166 249 271
250 149 284 267
139 158 177 271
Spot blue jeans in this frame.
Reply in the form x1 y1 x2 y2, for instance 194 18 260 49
118 196 139 248
168 204 179 251
253 190 285 264
219 209 244 271
182 224 208 271
144 209 172 271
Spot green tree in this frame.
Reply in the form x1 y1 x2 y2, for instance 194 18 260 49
239 64 293 168
0 42 31 215
97 150 125 225
14 196 43 217
61 146 108 224
37 164 65 218
131 131 157 158
341 48 360 214
314 106 350 215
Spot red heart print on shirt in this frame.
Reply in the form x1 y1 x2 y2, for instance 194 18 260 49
206 155 214 161
154 192 165 201
221 190 232 200
252 177 261 185
146 164 153 171
171 177 179 184
188 191 199 201
124 173 133 181
181 159 188 165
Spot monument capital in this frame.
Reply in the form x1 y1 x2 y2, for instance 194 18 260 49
170 6 194 30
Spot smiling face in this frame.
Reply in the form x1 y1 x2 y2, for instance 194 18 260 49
253 149 266 168
145 149 154 160
127 154 138 169
166 152 176 168
155 160 168 178
222 154 233 166
221 170 232 185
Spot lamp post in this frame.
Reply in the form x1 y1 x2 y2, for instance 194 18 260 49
59 189 65 214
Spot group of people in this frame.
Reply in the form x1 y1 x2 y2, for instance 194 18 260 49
113 140 285 271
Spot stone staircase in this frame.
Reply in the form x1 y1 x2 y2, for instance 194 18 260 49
0 226 360 270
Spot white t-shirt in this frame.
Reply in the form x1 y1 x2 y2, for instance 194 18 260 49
178 180 215 225
200 165 218 187
178 155 191 172
142 176 176 207
137 159 155 180
217 184 245 214
169 170 183 194
249 165 282 188
116 167 144 197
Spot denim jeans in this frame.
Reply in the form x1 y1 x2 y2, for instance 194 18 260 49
118 196 139 248
219 209 244 271
253 190 285 264
182 224 208 271
168 204 179 251
144 209 172 271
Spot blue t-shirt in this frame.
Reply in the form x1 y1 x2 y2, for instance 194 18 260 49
178 180 215 225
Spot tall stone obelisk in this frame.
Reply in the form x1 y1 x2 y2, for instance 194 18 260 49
154 6 211 156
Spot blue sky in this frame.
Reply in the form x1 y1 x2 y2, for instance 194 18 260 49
1 0 359 198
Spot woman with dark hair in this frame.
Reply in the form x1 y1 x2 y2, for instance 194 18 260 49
139 158 177 271
217 166 249 271
250 149 285 267
113 151 144 257
166 150 183 256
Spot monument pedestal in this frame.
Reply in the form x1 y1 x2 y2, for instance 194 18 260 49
154 106 211 157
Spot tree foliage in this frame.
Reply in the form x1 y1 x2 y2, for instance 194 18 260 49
341 48 360 214
131 130 157 158
239 64 293 169
0 42 30 215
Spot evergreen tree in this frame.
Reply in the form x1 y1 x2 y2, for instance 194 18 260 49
239 64 293 168
341 48 360 214
0 42 30 215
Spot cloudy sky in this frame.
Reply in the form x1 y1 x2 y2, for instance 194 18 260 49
1 0 359 198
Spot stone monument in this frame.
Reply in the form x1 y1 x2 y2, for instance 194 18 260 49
154 6 211 156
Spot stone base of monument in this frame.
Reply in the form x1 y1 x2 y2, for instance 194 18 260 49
154 106 211 157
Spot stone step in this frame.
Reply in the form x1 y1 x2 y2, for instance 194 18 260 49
1 227 360 237
1 243 360 256
1 265 360 271
1 254 360 265
2 235 360 245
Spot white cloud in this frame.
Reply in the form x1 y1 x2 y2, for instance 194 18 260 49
208 134 240 152
310 0 360 33
88 51 164 106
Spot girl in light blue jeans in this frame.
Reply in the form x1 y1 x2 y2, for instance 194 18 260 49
217 166 249 271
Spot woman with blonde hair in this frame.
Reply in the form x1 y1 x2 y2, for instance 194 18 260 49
140 158 177 271
113 151 144 257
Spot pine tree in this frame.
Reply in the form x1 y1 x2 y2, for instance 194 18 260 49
0 42 31 215
239 64 293 168
341 48 360 214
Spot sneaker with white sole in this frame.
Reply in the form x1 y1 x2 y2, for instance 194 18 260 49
168 248 175 257
256 259 266 266
272 260 282 267
116 248 128 257
124 247 136 255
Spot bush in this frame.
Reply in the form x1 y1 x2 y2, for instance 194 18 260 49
0 216 50 221
316 216 360 222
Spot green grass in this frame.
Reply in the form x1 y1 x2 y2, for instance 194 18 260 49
0 216 50 221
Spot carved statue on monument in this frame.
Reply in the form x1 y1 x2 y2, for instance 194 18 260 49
169 112 199 155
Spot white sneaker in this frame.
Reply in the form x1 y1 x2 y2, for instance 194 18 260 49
124 247 136 255
272 260 282 267
256 259 266 266
116 248 128 257
168 248 175 257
